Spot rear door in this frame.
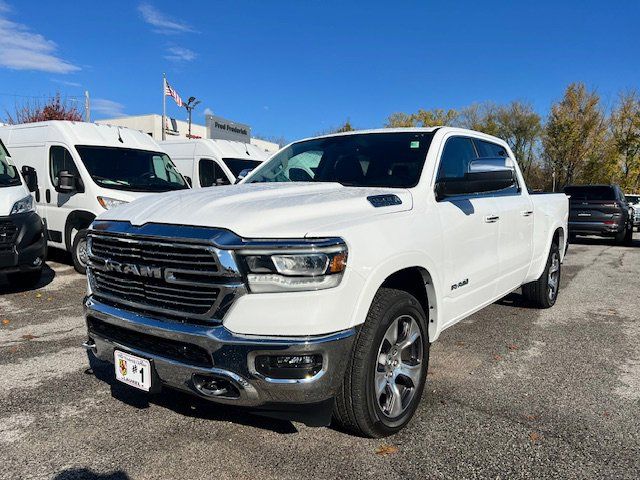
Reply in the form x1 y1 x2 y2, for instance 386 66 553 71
474 139 534 295
434 136 501 326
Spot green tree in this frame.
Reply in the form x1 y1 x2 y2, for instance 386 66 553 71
386 108 458 128
542 83 606 190
609 90 640 191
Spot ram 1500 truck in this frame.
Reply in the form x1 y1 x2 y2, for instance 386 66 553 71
83 127 568 437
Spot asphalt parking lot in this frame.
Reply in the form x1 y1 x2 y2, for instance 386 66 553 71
1 237 639 480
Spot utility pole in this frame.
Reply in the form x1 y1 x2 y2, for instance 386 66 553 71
84 90 90 122
162 73 167 141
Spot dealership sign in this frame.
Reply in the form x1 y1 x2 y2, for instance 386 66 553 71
206 114 251 143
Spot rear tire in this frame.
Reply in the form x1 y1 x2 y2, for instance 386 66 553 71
71 229 89 275
333 288 430 438
623 223 633 245
522 242 561 309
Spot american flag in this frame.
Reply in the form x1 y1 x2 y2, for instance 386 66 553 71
164 79 183 107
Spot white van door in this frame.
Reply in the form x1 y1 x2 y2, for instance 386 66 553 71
46 144 85 250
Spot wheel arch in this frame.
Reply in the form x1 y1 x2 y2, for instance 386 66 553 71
350 254 442 342
64 210 96 251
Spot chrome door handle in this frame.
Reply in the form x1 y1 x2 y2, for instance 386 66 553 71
521 210 534 217
484 215 500 223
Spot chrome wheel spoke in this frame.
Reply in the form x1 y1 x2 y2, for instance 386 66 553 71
382 319 400 346
375 370 388 398
386 383 404 418
398 319 421 351
397 361 421 387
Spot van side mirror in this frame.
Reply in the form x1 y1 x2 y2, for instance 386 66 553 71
435 157 516 201
184 176 192 187
235 168 252 184
57 170 77 194
21 166 38 192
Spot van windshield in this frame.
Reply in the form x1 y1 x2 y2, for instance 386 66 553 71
223 158 262 177
0 140 21 188
246 132 434 188
76 146 188 192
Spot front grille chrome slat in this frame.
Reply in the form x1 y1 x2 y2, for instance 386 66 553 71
88 232 245 323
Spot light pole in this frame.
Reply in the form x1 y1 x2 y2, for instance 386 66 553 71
184 96 201 138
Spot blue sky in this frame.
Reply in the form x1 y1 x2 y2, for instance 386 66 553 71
0 0 638 140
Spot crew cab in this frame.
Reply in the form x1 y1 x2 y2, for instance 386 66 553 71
564 184 634 244
0 137 46 287
83 127 568 437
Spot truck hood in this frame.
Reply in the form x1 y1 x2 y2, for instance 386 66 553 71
0 184 30 216
98 183 413 237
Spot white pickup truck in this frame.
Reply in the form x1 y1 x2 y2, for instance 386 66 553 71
83 127 568 437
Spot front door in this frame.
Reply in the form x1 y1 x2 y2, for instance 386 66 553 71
434 136 501 327
46 144 83 249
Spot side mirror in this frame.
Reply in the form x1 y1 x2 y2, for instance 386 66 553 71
235 168 252 184
436 157 516 200
21 166 38 192
57 170 77 194
184 176 192 187
215 177 228 186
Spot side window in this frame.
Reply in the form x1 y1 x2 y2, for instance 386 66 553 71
199 159 230 187
436 137 477 180
49 146 79 187
475 139 508 158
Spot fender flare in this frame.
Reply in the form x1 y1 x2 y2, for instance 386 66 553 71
529 223 566 282
64 210 96 251
348 251 443 342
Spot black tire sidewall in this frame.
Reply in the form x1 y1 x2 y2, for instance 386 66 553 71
362 292 430 435
72 229 88 275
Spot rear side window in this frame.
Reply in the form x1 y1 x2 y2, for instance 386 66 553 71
199 159 230 187
49 146 79 187
475 139 508 158
564 186 616 201
436 137 477 180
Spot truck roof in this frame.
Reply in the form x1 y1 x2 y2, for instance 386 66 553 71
0 120 164 152
294 126 508 147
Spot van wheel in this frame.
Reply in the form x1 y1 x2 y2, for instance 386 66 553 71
623 223 633 245
333 288 430 438
523 242 561 308
71 229 89 275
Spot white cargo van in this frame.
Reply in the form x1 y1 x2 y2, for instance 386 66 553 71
0 137 47 286
0 121 189 273
159 138 269 187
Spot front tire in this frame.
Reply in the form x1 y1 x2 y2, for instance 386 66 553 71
71 228 89 275
333 288 430 438
522 242 561 308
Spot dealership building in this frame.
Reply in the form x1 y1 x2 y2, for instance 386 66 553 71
96 114 280 154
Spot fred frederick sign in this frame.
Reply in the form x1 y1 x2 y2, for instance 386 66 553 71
206 114 251 143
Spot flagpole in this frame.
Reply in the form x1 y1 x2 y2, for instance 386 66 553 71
162 73 166 141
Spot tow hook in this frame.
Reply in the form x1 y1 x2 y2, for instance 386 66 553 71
82 339 96 353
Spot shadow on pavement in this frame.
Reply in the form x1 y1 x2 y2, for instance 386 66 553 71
570 235 640 248
53 469 130 480
87 353 300 435
0 262 56 293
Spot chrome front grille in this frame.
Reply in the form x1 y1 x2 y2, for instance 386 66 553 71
87 232 245 322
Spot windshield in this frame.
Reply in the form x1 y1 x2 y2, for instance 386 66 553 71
247 132 435 188
626 195 640 204
0 139 21 188
76 146 188 192
223 158 263 178
564 186 616 201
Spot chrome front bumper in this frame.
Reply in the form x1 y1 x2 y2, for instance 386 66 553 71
83 297 356 407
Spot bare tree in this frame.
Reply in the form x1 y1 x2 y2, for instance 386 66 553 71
5 93 84 124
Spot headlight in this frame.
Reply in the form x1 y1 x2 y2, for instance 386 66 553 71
97 196 128 210
239 243 348 293
10 195 34 215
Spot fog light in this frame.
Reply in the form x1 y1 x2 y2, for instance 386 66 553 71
255 354 323 380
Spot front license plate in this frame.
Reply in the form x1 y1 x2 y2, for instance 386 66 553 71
114 350 151 391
